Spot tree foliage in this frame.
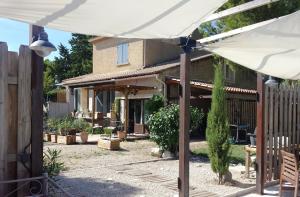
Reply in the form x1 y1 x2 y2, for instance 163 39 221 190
206 63 230 184
43 34 93 98
148 104 204 153
144 94 165 117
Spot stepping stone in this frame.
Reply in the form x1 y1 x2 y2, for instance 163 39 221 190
163 181 197 191
108 165 132 172
124 169 152 176
140 175 172 183
189 190 218 197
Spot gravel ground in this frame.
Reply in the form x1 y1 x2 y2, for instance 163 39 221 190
44 135 255 197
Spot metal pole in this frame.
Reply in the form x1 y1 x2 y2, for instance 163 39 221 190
178 52 191 197
256 73 265 194
30 25 44 178
42 173 48 196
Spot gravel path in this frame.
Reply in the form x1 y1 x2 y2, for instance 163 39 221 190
44 136 255 196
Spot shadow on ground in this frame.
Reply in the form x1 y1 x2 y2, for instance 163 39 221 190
55 175 142 197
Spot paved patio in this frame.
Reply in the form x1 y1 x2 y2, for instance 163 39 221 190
243 184 296 197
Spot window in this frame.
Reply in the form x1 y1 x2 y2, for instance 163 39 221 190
223 65 235 83
74 89 81 111
117 43 128 65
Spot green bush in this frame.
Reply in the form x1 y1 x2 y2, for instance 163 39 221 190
73 118 90 132
103 128 113 136
145 95 165 117
148 104 203 153
43 148 65 177
46 118 61 132
206 63 231 184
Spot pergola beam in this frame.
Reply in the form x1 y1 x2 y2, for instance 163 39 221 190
203 0 279 23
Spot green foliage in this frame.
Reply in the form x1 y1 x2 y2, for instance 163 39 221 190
206 64 231 184
148 104 204 153
43 34 93 98
43 148 65 177
104 128 113 136
144 95 165 117
85 126 94 134
73 118 90 131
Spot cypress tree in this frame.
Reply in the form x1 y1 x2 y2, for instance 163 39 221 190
206 63 230 184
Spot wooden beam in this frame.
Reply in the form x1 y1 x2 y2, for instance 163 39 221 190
179 52 191 197
256 73 265 194
124 91 129 137
92 89 96 127
30 25 44 179
198 18 277 44
203 0 279 23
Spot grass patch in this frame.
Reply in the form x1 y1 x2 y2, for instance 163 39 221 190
192 144 245 165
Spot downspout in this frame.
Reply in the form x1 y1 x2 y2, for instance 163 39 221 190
155 74 167 105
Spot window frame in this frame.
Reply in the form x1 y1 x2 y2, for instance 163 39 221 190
117 43 129 65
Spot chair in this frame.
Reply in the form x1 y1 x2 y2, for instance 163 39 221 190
280 150 299 197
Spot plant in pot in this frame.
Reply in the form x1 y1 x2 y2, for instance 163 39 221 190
57 118 76 145
98 127 120 150
147 104 203 158
46 118 60 142
74 119 90 144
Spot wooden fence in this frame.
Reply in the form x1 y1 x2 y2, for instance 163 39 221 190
264 85 300 181
227 99 257 133
0 42 32 195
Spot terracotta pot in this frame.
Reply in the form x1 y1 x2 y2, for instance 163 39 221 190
80 131 89 144
50 134 57 143
43 132 51 142
117 131 126 140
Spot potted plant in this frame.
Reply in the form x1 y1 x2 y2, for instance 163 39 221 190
73 119 90 144
98 128 120 150
57 117 76 145
81 126 92 144
46 118 60 143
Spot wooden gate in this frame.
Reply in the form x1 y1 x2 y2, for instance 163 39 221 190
0 42 32 195
263 85 300 182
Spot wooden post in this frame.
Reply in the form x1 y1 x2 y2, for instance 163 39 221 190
124 90 129 137
30 25 44 178
92 89 96 128
256 73 265 194
0 42 8 195
179 52 190 197
42 172 48 196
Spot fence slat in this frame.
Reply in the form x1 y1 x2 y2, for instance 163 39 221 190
288 89 293 152
268 87 274 181
273 87 279 179
293 89 297 152
0 42 9 195
17 45 32 196
264 86 269 182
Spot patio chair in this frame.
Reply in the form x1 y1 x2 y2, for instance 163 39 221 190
280 150 299 197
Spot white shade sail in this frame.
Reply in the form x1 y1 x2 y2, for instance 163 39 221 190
205 10 300 80
0 0 227 39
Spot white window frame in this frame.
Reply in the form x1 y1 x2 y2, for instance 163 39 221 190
117 43 129 65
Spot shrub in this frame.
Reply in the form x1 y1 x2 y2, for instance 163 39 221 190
43 148 65 177
46 118 61 132
73 118 90 132
145 95 165 117
206 63 231 184
148 104 203 153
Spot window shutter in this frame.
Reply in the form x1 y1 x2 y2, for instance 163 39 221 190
123 43 128 63
117 44 122 64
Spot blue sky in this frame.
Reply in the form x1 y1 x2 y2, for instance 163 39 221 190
0 18 71 60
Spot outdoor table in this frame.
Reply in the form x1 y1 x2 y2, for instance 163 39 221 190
230 124 249 143
244 145 256 178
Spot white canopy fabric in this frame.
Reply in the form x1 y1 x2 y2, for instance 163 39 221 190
205 10 300 80
0 0 227 39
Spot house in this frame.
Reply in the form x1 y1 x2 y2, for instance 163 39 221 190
62 37 257 136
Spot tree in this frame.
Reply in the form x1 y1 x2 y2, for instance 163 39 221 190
206 62 230 184
43 34 93 98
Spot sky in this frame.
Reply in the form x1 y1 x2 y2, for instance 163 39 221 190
0 18 71 60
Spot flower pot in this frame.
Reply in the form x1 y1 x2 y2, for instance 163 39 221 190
57 135 76 145
117 131 126 140
80 131 89 144
43 132 51 142
98 138 120 150
50 134 57 143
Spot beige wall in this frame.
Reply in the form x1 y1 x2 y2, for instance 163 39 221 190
92 38 144 74
144 39 181 66
80 88 89 113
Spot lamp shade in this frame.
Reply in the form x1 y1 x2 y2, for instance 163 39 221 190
29 31 56 57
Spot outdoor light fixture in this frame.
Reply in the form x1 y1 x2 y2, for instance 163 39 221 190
265 75 278 87
29 31 56 57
